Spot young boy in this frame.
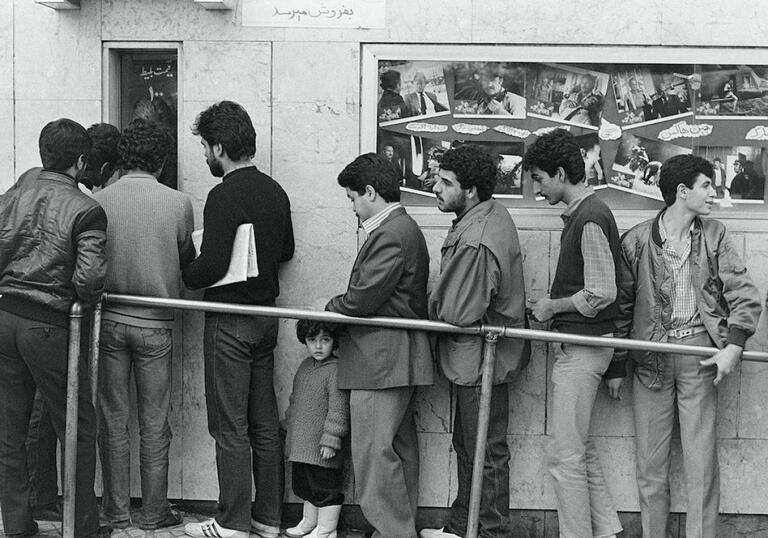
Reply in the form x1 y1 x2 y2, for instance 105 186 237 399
285 320 350 538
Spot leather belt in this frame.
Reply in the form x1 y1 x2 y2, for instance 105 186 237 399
666 325 708 339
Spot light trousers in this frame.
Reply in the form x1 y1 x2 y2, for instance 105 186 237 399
548 340 622 538
633 332 719 538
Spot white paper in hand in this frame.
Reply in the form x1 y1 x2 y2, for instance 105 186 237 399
192 224 258 288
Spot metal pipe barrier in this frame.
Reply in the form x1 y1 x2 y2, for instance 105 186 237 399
63 302 83 538
63 294 768 538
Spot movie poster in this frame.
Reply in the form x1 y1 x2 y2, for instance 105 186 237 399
374 58 768 207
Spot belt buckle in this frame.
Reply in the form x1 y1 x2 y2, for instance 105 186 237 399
672 327 693 339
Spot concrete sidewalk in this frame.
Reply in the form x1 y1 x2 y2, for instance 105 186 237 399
0 507 368 538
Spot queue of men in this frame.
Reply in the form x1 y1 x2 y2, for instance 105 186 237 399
0 105 764 538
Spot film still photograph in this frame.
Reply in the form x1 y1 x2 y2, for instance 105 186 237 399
612 66 693 128
451 62 527 118
527 63 609 129
377 60 450 125
377 130 450 193
696 65 768 117
693 145 766 204
574 133 607 188
609 132 691 200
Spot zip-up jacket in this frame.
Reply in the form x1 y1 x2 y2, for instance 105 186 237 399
0 169 107 327
613 209 761 389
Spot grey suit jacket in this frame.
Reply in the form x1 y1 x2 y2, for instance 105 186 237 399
404 91 447 116
326 207 434 390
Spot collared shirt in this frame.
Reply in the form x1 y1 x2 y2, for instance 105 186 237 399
418 92 436 115
361 203 402 239
560 192 617 317
659 218 700 329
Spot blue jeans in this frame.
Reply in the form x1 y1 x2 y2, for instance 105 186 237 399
97 320 173 526
0 310 99 537
203 313 283 532
445 383 510 538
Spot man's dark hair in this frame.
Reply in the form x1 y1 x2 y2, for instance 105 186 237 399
439 145 497 201
380 70 401 91
296 319 341 350
83 123 121 188
658 154 714 206
39 118 91 172
118 118 173 174
192 100 256 161
522 129 585 184
337 153 401 203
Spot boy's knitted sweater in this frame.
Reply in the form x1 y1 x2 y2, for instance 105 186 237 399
286 356 350 469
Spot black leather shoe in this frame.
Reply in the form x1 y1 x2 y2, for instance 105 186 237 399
138 509 182 530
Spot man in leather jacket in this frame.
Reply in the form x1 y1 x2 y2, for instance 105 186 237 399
0 119 109 538
611 154 761 538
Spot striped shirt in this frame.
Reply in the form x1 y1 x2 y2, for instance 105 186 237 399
659 219 700 329
361 203 403 239
561 192 617 318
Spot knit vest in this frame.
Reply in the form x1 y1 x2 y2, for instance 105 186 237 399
550 194 620 335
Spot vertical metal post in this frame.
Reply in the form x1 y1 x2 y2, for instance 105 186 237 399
90 301 102 404
63 302 83 538
466 331 499 538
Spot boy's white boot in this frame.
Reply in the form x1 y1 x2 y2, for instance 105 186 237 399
285 501 319 538
306 504 341 538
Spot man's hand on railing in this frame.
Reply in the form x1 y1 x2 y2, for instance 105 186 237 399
699 344 743 386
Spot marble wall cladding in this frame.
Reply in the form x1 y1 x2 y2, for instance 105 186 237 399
183 41 271 105
660 0 768 47
14 0 101 101
0 100 13 193
385 0 473 43
519 230 551 296
272 42 359 105
0 7 12 101
277 207 358 308
471 0 664 45
509 340 547 436
13 99 102 174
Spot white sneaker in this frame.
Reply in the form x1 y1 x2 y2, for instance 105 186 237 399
419 528 462 538
184 518 248 538
251 518 280 538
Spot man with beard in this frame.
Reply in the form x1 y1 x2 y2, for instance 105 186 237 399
421 145 529 538
183 101 295 538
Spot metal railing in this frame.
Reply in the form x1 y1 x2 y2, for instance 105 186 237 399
61 294 768 538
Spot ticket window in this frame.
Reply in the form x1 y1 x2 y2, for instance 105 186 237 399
106 47 179 189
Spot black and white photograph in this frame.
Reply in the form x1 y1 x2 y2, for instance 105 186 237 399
377 60 450 125
401 138 452 195
450 62 527 118
693 145 767 203
527 63 609 129
574 133 607 188
613 66 693 128
609 132 692 199
696 64 768 117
